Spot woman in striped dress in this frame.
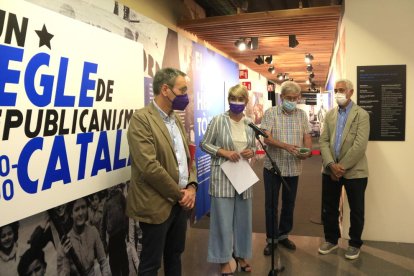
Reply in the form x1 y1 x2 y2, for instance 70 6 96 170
200 84 256 275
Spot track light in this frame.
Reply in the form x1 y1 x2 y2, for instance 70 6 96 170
235 37 258 51
306 64 313 72
234 39 241 48
305 53 314 64
276 73 291 82
289 34 299 48
250 37 258 50
268 66 275 74
254 55 264 65
265 55 273 64
234 38 248 51
309 72 315 79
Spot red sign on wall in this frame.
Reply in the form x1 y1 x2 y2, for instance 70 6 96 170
239 69 248 79
242 81 251 90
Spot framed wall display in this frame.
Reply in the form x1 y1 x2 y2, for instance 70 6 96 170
357 65 406 141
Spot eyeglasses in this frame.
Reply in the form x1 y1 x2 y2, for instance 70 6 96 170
334 88 347 93
167 85 187 95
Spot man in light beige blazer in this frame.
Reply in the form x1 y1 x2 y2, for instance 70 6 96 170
127 68 197 276
318 79 370 260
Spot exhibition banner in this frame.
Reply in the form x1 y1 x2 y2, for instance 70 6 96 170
0 1 144 226
192 43 239 220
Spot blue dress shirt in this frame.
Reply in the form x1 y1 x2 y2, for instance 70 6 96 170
334 101 353 160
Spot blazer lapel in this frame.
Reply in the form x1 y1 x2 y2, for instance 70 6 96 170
340 104 357 149
148 102 174 151
330 109 338 148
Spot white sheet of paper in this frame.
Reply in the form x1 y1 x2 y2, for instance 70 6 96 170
221 159 259 194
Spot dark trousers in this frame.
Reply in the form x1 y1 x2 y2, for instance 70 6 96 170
263 168 299 241
322 174 367 248
138 204 187 276
108 230 129 276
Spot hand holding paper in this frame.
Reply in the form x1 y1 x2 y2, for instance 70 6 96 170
221 159 259 194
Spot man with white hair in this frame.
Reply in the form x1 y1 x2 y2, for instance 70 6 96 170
261 81 312 255
318 79 370 260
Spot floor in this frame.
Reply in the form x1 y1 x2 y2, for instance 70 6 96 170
86 143 413 276
177 227 414 276
180 139 414 275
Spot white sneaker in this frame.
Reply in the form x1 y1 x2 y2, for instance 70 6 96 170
318 242 338 255
345 246 360 260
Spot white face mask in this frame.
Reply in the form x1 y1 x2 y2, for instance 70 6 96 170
335 93 348 106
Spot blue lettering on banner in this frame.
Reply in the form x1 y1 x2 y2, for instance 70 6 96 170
0 45 23 106
0 44 99 108
76 132 94 181
25 52 53 107
17 137 43 194
0 130 129 200
79 62 97 107
113 129 127 170
91 131 112 176
55 57 75 107
43 135 71 190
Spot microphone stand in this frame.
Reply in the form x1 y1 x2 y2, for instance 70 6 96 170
255 133 289 276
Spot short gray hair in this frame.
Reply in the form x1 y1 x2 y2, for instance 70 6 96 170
335 79 354 90
153 68 186 95
280 81 301 95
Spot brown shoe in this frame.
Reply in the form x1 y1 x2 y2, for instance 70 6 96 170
263 243 274 256
278 238 296 250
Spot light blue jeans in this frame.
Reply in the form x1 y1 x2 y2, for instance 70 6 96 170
207 195 252 263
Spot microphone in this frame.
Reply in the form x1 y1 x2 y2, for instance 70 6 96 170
248 122 268 138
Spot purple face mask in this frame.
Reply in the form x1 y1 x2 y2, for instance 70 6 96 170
229 102 245 114
172 94 189 110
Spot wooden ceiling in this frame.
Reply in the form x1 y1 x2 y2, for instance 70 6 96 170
178 5 342 91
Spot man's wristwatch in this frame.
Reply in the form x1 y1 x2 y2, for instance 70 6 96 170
186 182 198 191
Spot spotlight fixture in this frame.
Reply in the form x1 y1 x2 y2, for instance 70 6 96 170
289 34 299 48
309 72 315 79
268 65 275 74
234 38 247 51
254 55 264 65
234 37 258 51
305 53 314 64
306 64 313 72
265 55 273 64
277 73 284 81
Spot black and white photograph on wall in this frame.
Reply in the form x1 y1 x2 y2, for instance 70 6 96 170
0 182 142 275
245 91 264 125
297 92 330 137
